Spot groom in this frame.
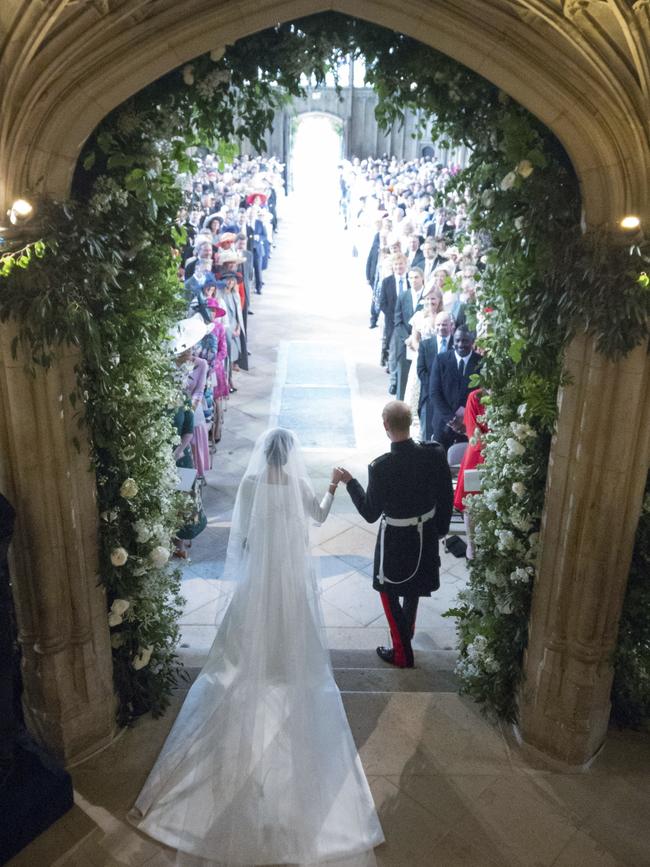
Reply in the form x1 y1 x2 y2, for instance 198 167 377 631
337 401 453 668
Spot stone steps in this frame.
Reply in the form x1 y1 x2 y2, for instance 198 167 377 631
331 649 459 694
184 649 459 695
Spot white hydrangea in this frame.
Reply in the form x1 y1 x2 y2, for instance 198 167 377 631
500 171 517 191
510 566 533 584
510 422 535 440
150 545 170 568
512 481 526 498
506 437 526 458
133 520 152 543
496 529 516 551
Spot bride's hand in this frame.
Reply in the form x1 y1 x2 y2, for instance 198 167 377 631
334 467 352 485
331 467 344 486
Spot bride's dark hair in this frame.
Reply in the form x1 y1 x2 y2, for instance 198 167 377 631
264 428 295 467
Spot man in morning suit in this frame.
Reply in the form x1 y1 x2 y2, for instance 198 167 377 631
428 326 482 450
338 401 453 668
378 254 408 375
417 311 454 439
392 266 426 401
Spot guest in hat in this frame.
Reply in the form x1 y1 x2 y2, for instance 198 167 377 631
197 300 229 447
217 271 245 390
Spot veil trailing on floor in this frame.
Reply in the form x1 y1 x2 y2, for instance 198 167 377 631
130 428 384 867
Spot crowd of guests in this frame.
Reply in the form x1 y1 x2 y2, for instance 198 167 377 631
169 154 284 557
344 156 489 555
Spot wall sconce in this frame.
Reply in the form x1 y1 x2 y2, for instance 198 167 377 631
7 198 34 226
620 215 641 231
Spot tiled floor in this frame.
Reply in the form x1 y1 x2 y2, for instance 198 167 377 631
9 196 650 867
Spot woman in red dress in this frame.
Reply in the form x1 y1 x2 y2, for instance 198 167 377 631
453 388 488 559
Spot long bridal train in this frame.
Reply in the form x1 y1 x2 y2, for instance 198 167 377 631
129 429 384 867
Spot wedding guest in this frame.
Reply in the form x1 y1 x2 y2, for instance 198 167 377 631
453 388 488 559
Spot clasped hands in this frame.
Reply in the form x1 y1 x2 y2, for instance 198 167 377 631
330 467 353 488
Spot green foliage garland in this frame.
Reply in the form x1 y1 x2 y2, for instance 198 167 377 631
0 12 647 726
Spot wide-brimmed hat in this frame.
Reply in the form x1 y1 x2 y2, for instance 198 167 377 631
216 232 237 248
220 270 239 280
170 314 212 355
220 250 245 264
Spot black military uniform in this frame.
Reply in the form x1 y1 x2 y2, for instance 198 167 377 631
346 438 453 667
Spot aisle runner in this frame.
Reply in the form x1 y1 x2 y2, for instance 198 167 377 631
273 342 356 449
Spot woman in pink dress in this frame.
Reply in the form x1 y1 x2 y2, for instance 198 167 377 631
205 297 229 444
454 388 488 559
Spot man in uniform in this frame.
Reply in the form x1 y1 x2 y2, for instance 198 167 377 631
337 401 453 668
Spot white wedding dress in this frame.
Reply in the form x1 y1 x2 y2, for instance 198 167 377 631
130 429 384 867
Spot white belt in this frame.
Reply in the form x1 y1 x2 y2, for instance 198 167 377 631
378 506 436 586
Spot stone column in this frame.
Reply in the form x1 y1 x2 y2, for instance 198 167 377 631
519 333 650 766
0 322 116 764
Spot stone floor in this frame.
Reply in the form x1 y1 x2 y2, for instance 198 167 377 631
9 194 650 867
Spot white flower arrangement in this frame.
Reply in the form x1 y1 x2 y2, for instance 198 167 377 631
120 477 138 498
150 545 170 568
516 159 534 178
108 597 130 626
133 645 154 670
110 547 128 567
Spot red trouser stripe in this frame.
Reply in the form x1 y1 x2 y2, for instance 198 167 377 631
380 592 408 667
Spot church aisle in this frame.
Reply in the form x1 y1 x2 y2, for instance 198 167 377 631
176 191 466 665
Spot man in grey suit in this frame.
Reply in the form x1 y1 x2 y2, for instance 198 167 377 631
391 266 426 400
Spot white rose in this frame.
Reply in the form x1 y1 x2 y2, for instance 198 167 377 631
481 189 495 208
210 46 225 62
150 545 170 568
514 216 525 231
110 598 130 616
182 65 194 85
506 437 526 458
500 171 517 191
108 611 123 627
133 645 154 670
110 547 128 567
512 481 526 498
516 159 534 178
120 478 138 498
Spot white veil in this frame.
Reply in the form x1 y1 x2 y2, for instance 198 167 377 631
131 428 383 867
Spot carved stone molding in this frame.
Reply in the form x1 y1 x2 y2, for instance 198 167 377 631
519 333 650 766
0 322 117 762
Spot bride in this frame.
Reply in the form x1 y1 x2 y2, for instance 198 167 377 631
129 428 385 866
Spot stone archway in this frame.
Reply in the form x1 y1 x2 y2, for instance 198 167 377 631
1 0 648 766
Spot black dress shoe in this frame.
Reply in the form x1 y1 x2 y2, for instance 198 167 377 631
376 646 414 668
369 322 378 329
388 384 397 395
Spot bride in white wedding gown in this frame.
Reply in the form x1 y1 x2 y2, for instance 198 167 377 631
129 428 384 867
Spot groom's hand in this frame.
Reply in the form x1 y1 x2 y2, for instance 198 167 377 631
337 468 353 484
